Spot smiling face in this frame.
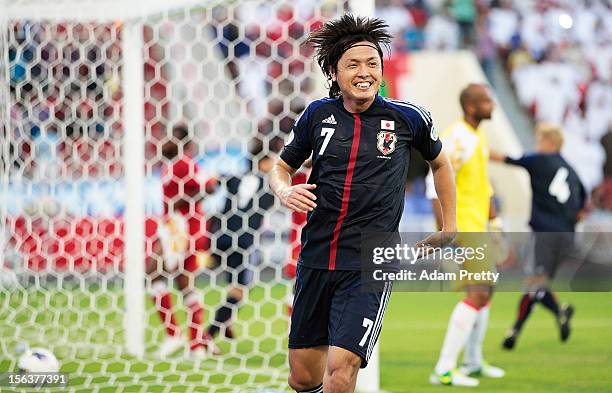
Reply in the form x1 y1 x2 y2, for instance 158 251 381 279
332 41 383 113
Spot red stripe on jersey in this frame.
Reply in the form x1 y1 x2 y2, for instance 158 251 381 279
328 113 362 270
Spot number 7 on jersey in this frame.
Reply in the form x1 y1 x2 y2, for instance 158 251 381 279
359 317 374 347
319 127 335 155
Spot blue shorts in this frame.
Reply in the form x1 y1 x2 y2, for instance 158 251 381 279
527 232 576 278
288 265 392 368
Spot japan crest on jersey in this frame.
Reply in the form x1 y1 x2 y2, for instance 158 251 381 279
377 131 397 155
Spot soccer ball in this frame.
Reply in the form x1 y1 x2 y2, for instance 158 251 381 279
18 348 60 373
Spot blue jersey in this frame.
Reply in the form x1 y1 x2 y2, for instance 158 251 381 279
280 95 442 270
505 153 586 232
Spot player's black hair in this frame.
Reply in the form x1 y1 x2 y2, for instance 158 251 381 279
308 14 392 98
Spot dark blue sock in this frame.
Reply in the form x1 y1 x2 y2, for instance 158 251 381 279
536 288 560 317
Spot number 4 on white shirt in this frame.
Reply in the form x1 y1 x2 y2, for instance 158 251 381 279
549 167 571 204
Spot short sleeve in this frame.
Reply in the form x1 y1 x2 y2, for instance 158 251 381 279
412 108 442 161
280 105 313 169
505 154 536 171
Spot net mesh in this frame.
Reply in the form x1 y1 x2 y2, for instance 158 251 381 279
0 1 343 391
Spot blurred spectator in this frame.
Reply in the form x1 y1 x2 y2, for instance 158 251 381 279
520 4 548 60
507 43 533 72
7 21 122 181
487 0 519 51
591 178 612 211
450 0 477 47
602 131 612 178
424 6 460 50
210 7 250 79
585 78 612 141
7 0 611 214
475 12 496 85
32 128 60 181
562 116 606 192
405 1 429 50
573 0 598 45
413 0 612 202
376 0 415 52
376 0 415 37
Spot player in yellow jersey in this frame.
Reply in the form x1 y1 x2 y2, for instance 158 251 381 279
427 84 505 387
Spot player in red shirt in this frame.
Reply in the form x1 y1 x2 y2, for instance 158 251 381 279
147 124 217 359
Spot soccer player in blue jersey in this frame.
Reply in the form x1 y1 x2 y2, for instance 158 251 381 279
269 14 457 393
490 123 587 350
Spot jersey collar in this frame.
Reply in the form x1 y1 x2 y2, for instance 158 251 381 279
337 94 383 114
461 119 480 133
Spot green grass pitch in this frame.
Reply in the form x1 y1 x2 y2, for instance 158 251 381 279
381 292 612 393
1 285 611 392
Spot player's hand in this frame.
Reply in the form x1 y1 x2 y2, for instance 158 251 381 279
414 230 456 258
489 150 507 162
279 184 317 213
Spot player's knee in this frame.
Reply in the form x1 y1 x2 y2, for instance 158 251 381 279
326 355 361 389
288 371 321 392
466 290 490 308
326 368 358 391
476 294 490 307
525 274 549 290
479 292 491 305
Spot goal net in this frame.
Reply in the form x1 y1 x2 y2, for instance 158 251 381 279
0 1 345 391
